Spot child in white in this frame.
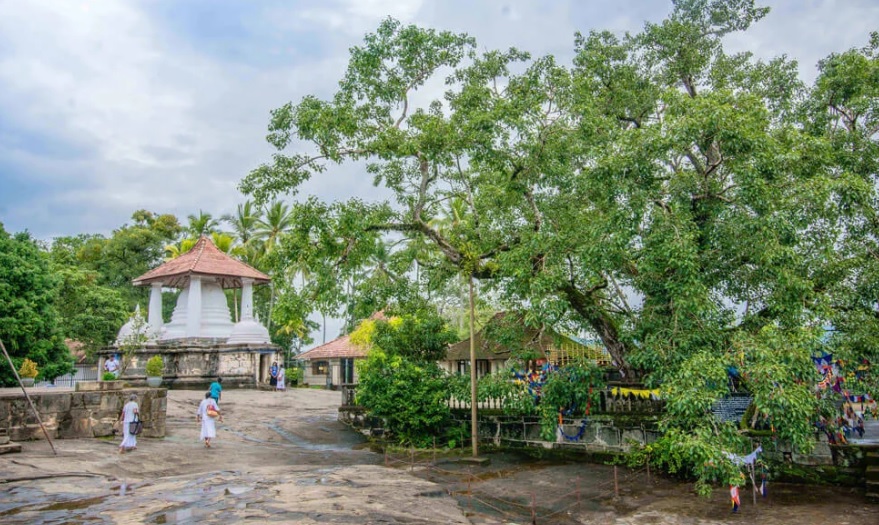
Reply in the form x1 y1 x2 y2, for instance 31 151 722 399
196 392 221 448
276 366 286 392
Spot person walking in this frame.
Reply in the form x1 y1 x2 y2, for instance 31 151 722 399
269 361 279 389
209 377 222 405
276 365 286 392
196 392 222 448
118 393 139 454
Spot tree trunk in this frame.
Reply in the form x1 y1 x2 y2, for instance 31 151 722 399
560 283 634 380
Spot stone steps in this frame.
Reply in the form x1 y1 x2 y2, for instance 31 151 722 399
0 442 22 454
0 428 20 454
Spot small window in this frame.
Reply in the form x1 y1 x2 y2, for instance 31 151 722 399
312 361 329 375
456 360 491 378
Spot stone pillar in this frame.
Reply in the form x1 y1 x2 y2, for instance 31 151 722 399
186 276 202 338
148 283 163 336
241 278 254 321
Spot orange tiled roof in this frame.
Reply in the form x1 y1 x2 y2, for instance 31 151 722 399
298 334 367 360
297 312 388 360
132 236 270 289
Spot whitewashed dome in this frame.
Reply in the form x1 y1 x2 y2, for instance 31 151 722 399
161 281 233 340
227 315 271 345
115 305 151 345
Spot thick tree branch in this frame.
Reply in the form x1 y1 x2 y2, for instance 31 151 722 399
559 281 633 379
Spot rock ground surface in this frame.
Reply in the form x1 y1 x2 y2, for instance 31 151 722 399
0 388 875 524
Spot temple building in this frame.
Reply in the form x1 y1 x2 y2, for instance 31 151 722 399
101 236 281 388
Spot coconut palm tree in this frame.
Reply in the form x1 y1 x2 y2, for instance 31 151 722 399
210 232 235 254
253 201 295 332
186 210 220 238
164 238 197 260
254 201 294 253
222 201 259 247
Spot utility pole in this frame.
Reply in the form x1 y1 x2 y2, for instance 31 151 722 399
469 273 478 457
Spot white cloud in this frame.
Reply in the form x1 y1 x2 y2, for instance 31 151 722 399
0 0 873 347
2 0 873 238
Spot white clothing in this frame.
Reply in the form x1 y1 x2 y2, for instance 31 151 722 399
276 369 286 391
105 358 120 377
119 401 139 449
197 398 219 440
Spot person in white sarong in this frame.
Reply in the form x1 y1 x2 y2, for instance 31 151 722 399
276 365 286 392
196 392 222 448
118 393 139 454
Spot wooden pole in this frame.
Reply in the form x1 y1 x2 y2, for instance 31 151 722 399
613 466 619 498
468 467 473 512
577 475 581 512
750 464 757 505
0 339 57 455
531 492 537 524
469 273 478 458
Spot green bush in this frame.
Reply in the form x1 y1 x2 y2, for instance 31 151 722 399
145 355 164 377
288 366 304 385
102 372 117 381
356 349 452 447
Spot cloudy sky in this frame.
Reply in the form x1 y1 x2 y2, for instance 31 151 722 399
1 0 877 243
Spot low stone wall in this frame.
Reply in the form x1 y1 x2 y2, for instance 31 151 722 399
0 387 166 441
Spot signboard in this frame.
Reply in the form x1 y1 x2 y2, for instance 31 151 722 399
712 395 752 423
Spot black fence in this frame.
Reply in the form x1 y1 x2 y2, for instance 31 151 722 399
43 365 99 388
339 382 665 415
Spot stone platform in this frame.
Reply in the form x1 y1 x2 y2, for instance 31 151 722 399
99 340 281 389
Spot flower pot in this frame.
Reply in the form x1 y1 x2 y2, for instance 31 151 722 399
146 376 163 388
20 377 35 387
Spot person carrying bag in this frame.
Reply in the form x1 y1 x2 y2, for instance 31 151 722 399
119 393 140 454
129 413 143 436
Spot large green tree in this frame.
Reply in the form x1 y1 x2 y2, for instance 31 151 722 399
811 33 879 400
242 1 877 490
48 235 130 354
0 224 73 385
53 266 129 356
77 210 181 310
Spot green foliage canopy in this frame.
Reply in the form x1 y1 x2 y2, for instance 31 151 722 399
0 224 73 385
242 1 879 488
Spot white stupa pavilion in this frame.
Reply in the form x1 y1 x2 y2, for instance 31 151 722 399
105 236 281 388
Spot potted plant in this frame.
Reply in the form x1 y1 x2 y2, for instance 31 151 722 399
18 358 38 387
145 355 164 387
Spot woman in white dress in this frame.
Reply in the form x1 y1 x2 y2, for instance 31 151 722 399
118 393 139 454
276 365 286 392
196 392 222 448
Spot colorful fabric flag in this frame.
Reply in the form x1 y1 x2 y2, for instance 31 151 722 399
724 446 762 466
730 485 740 513
610 387 661 400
